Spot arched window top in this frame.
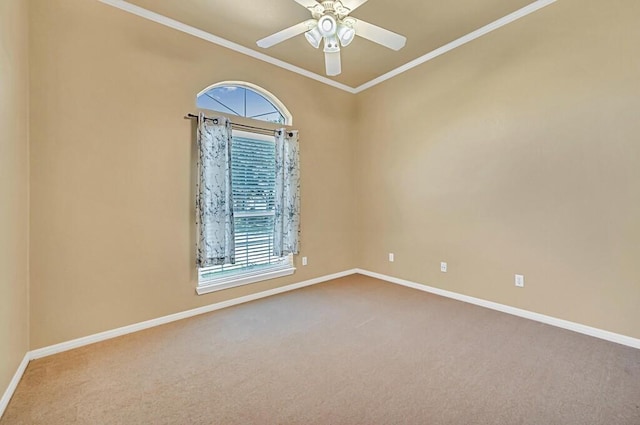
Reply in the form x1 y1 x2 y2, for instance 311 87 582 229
196 81 292 126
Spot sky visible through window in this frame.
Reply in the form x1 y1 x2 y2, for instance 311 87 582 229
197 86 286 124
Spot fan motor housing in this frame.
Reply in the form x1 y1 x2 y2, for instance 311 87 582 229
312 1 350 19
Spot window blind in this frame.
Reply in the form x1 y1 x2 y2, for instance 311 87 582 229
200 135 285 281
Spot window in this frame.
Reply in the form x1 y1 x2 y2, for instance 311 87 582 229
197 81 292 125
197 130 294 294
195 82 298 294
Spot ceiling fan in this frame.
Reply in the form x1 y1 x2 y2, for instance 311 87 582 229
257 0 407 77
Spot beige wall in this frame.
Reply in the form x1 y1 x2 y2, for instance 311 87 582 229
0 0 30 394
26 0 640 351
355 0 640 338
29 0 357 348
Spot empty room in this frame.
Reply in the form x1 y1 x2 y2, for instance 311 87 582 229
1 0 639 423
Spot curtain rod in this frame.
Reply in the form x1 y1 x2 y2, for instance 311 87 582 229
185 113 291 136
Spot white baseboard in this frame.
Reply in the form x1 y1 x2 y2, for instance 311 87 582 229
5 267 637 419
356 269 640 350
23 267 640 359
0 353 30 419
30 269 357 360
3 269 355 418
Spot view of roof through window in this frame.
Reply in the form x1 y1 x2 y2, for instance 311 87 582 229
197 85 286 124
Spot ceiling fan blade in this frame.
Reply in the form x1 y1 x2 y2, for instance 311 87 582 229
257 20 315 48
293 0 320 8
341 0 369 13
353 19 406 51
325 51 342 76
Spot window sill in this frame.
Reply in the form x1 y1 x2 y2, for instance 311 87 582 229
196 265 296 295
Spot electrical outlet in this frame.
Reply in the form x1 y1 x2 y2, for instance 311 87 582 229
440 262 447 272
302 257 308 266
515 274 525 288
388 253 394 262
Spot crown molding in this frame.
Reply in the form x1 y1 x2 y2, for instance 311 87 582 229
98 0 357 94
98 0 557 94
353 0 557 93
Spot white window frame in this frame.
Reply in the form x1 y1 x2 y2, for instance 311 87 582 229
196 130 295 295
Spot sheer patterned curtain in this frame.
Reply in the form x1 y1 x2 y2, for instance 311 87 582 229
196 113 235 267
274 129 300 256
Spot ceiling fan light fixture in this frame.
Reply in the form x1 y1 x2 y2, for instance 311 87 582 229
304 26 322 49
337 19 356 47
317 15 337 37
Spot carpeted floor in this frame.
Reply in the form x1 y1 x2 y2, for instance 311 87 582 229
2 274 639 424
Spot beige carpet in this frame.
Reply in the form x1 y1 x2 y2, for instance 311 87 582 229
2 274 639 424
